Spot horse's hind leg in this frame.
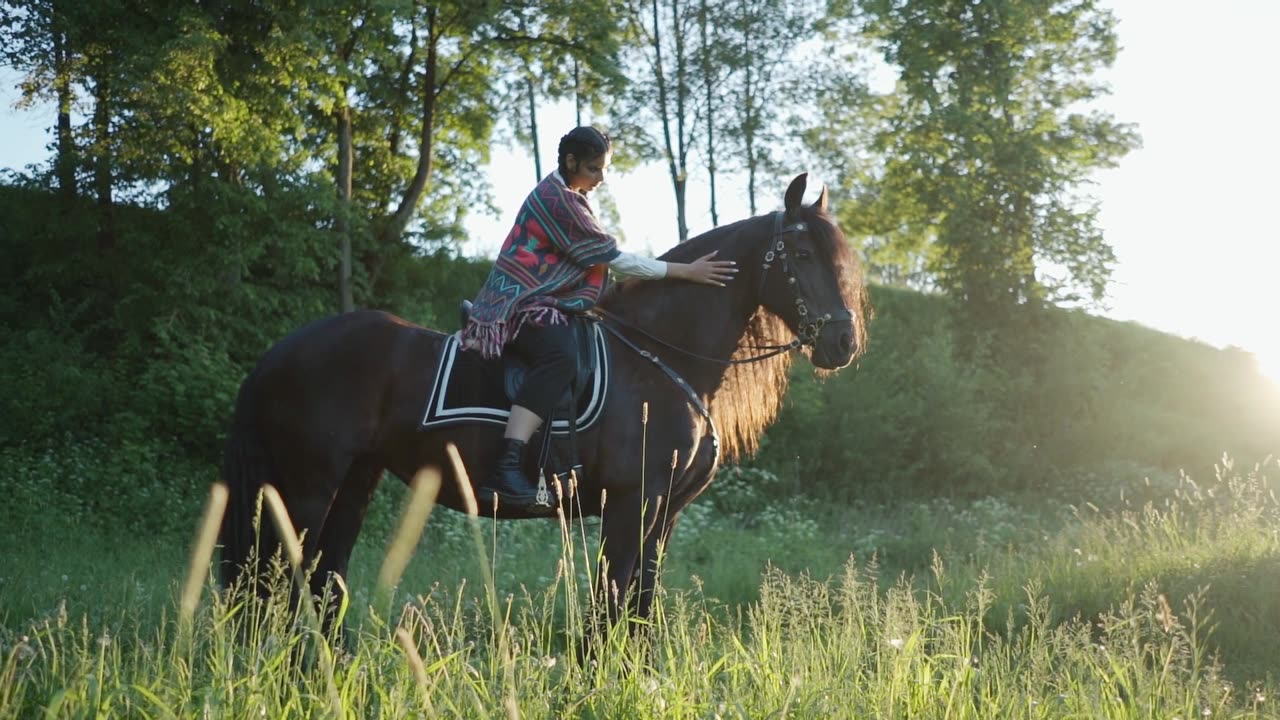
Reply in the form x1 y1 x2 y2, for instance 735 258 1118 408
267 448 357 606
311 454 384 634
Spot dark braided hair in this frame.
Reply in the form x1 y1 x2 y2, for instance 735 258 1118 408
557 126 612 175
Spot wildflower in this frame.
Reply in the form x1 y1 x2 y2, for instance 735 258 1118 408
541 655 556 669
888 638 905 650
15 640 35 661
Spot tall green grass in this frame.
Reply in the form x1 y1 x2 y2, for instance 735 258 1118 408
1 458 1277 717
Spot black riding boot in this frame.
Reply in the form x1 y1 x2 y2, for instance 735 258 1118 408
480 438 552 512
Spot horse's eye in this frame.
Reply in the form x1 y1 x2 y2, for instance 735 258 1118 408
795 248 811 260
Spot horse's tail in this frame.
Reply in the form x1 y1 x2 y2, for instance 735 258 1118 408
218 404 277 590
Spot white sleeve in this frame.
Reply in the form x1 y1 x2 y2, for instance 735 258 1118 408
609 250 668 279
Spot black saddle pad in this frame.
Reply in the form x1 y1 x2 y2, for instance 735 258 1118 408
419 323 610 435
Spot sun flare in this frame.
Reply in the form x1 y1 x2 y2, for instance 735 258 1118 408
1254 346 1280 387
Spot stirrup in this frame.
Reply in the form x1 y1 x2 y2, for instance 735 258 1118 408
535 471 552 508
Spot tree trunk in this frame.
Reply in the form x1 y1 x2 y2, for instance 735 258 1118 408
699 0 717 227
92 74 113 252
743 57 758 215
337 100 354 313
382 11 438 245
527 74 541 182
652 0 689 242
573 58 582 126
52 20 76 201
673 0 689 242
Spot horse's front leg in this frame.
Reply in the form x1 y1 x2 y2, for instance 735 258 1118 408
595 489 647 626
629 509 681 621
631 443 717 621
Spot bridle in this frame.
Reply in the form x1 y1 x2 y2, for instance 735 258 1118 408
762 211 854 348
597 211 853 367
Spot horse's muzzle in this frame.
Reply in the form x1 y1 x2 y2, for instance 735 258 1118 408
811 319 856 369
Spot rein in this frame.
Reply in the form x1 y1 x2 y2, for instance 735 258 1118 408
593 306 800 366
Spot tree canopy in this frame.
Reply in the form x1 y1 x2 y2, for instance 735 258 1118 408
850 0 1139 324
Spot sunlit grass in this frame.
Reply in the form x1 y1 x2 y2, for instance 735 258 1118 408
0 459 1277 717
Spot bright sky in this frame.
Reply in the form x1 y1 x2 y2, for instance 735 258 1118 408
3 1 1278 377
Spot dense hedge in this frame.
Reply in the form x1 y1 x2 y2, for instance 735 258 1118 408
0 184 487 525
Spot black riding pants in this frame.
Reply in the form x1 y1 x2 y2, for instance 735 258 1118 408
509 321 577 422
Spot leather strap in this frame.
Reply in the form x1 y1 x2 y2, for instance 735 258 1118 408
598 322 721 463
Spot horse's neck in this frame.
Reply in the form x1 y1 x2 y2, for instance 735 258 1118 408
603 221 770 393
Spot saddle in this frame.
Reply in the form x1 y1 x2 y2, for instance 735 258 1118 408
417 303 609 500
460 297 599 412
458 300 601 413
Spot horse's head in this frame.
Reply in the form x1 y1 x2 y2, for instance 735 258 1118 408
756 173 867 370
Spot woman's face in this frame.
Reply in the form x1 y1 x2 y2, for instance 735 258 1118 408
564 151 610 194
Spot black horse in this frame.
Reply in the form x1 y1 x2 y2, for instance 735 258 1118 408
218 173 868 626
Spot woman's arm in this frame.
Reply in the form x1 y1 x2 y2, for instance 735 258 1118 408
610 250 737 286
610 251 667 279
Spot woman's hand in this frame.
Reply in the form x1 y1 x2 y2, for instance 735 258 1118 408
670 251 738 287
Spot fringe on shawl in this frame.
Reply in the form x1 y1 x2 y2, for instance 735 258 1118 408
460 304 567 359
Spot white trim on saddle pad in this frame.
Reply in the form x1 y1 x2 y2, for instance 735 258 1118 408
419 323 610 435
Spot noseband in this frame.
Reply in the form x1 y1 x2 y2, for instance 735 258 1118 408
762 211 854 347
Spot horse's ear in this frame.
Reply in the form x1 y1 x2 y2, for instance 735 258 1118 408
784 173 808 220
811 184 829 213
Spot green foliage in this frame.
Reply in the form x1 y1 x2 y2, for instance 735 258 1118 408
759 287 1006 497
0 440 204 538
755 285 1280 500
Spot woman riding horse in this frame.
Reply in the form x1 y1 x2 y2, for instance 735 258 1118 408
461 126 737 512
218 162 866 638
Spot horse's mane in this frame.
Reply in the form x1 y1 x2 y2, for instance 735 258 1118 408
600 205 868 463
709 308 794 462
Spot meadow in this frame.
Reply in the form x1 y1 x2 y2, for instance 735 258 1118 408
2 454 1277 718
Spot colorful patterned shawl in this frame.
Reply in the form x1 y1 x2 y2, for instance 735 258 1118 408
460 172 620 358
